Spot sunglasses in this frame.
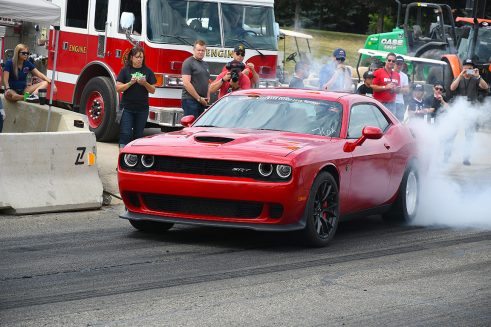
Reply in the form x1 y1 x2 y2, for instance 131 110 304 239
386 59 396 63
434 87 444 91
20 51 30 56
336 57 345 62
235 51 245 56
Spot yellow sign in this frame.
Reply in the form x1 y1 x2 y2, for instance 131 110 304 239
206 49 234 58
68 45 87 54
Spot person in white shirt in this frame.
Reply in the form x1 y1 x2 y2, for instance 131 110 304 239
394 55 409 121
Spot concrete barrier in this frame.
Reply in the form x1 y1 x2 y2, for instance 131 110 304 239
0 131 103 214
1 95 88 133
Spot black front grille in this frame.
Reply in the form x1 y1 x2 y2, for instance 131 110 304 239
143 194 263 219
120 155 292 182
155 157 257 178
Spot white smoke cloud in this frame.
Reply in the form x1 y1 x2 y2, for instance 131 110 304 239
409 96 491 229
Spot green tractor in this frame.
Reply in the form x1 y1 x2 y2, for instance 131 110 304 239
362 1 458 69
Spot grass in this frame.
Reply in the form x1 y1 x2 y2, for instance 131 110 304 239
280 27 367 75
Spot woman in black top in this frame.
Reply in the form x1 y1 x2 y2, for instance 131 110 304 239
116 46 156 148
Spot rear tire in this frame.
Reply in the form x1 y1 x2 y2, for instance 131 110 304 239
301 171 340 247
80 76 119 142
129 219 174 233
383 164 419 224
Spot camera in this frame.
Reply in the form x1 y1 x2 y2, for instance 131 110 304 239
466 69 475 75
226 60 245 83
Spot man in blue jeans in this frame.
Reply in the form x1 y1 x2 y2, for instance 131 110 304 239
181 40 210 118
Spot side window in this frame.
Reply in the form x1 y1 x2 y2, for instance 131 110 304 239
94 0 109 31
119 0 142 35
66 0 89 29
348 104 389 139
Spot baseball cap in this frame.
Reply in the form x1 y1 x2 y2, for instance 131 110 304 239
395 55 404 63
463 58 474 67
413 83 424 91
332 48 346 60
234 44 246 54
363 71 374 79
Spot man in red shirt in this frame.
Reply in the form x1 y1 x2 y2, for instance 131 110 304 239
371 52 401 115
209 60 251 99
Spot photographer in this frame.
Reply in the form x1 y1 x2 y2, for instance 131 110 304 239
220 44 259 87
210 60 251 99
450 58 488 103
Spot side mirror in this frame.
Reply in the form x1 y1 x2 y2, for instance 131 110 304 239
120 12 135 30
181 115 195 127
343 126 383 152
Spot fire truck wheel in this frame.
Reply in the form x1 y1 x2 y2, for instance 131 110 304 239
80 76 119 142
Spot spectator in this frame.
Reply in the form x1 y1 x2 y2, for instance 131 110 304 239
405 83 428 122
393 55 410 121
289 61 309 88
371 52 401 115
447 58 489 165
209 60 251 99
0 66 4 132
3 44 56 102
221 44 259 87
320 48 352 92
424 81 448 121
356 70 374 96
0 97 4 133
450 58 488 103
182 40 210 117
116 46 156 149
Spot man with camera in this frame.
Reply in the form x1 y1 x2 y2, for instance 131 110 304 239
220 44 259 87
448 58 489 166
450 58 488 103
210 59 251 99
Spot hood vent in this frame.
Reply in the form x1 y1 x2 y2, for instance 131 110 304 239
194 136 235 144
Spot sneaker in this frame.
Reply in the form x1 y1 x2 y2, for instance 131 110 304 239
26 93 39 103
463 159 471 166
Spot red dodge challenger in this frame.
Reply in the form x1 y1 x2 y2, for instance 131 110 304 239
118 89 419 247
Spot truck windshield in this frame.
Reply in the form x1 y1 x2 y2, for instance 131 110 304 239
458 27 491 64
146 0 277 51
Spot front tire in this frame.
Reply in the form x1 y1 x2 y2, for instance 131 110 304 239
129 220 174 233
383 165 419 224
301 171 340 247
80 76 119 142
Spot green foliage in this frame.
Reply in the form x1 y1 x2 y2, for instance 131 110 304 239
367 13 396 34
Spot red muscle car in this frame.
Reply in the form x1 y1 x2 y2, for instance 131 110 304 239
118 89 419 247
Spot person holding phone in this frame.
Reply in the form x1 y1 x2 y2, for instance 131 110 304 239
450 58 488 103
448 58 489 166
116 46 156 149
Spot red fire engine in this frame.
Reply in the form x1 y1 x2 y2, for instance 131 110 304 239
49 0 279 141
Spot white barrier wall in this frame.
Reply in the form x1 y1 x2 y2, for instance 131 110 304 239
0 131 103 214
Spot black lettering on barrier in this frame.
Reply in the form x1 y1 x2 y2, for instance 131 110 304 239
75 147 86 165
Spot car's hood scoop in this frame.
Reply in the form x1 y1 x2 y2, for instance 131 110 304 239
194 135 235 144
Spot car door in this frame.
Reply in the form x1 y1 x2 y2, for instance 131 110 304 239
346 103 394 213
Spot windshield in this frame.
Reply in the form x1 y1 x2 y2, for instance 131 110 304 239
195 95 343 137
222 4 277 50
146 0 277 50
458 27 491 64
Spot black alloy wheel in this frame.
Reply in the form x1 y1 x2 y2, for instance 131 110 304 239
302 171 339 247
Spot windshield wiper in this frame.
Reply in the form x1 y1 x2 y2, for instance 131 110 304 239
160 34 193 46
226 38 264 56
195 125 219 127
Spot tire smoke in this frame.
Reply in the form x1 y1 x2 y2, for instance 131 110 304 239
409 96 491 228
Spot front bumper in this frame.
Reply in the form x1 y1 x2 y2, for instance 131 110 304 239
148 106 183 127
118 170 309 227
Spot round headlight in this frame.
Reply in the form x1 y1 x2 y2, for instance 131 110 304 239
276 165 292 179
123 154 138 167
141 155 155 168
258 163 273 177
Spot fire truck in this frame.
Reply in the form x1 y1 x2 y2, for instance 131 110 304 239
48 0 279 141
